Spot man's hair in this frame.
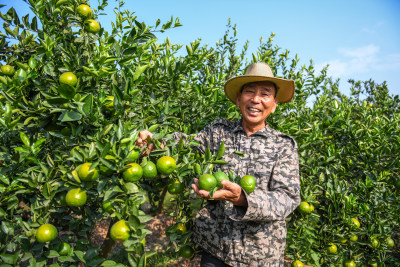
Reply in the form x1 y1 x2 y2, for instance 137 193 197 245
240 82 278 98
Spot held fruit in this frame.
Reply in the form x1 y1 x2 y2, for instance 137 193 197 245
36 224 58 243
213 171 229 189
198 174 217 192
239 175 256 194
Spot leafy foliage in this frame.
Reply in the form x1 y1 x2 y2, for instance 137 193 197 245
0 0 399 266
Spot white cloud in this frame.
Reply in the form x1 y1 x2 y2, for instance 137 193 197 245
315 45 400 78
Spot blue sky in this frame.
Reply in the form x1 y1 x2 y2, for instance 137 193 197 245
3 0 400 96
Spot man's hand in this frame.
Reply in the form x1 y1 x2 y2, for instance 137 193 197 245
191 179 248 207
136 130 154 156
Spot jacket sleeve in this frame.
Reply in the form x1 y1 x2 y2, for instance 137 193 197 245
231 140 301 222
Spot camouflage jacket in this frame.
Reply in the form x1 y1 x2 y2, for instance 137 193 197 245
174 118 300 267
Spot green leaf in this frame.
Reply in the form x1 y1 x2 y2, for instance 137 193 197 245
1 221 14 235
124 182 139 194
20 131 30 147
211 160 228 165
0 253 19 265
46 250 59 258
128 214 141 230
58 111 82 122
0 173 10 185
205 146 211 161
57 84 76 99
131 65 148 81
234 151 245 157
74 251 85 263
216 141 225 160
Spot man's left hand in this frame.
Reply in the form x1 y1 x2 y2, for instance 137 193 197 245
191 179 248 207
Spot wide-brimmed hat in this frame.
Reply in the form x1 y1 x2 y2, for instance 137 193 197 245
224 62 295 103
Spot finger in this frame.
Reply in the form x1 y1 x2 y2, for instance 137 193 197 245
139 131 147 140
198 189 210 199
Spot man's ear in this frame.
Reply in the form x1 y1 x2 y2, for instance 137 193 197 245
271 98 278 114
236 93 241 107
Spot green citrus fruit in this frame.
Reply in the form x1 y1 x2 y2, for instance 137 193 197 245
386 237 394 247
343 260 356 267
123 163 143 182
59 72 77 87
142 161 157 179
327 243 337 254
103 96 114 109
351 218 360 228
298 202 312 214
213 171 229 189
309 203 315 212
1 65 15 76
339 237 347 244
84 19 100 33
156 156 176 175
292 260 304 267
240 175 256 194
77 163 99 182
371 238 380 248
65 188 87 207
58 242 71 256
176 223 187 235
369 262 378 267
198 174 217 192
349 234 358 242
167 179 185 194
126 147 140 162
179 245 194 259
110 220 130 241
76 4 92 18
36 224 58 243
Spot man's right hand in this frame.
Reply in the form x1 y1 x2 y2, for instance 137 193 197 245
136 130 154 155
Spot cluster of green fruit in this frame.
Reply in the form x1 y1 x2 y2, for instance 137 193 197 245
197 171 256 194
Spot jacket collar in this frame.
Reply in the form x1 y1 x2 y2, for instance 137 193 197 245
232 119 273 138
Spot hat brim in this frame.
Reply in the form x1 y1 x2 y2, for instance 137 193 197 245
224 75 295 104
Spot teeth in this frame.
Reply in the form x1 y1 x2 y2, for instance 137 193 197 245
248 108 260 112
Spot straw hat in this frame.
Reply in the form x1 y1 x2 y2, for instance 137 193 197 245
224 62 295 103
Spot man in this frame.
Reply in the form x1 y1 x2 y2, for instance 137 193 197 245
139 62 300 266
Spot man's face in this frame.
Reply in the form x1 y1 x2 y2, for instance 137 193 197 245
236 81 278 129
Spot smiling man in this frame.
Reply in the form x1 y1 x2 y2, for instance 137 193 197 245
189 62 301 267
137 62 300 266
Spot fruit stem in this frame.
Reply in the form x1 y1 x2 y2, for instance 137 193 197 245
157 186 168 212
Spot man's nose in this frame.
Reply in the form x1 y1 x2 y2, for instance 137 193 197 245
251 94 261 103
